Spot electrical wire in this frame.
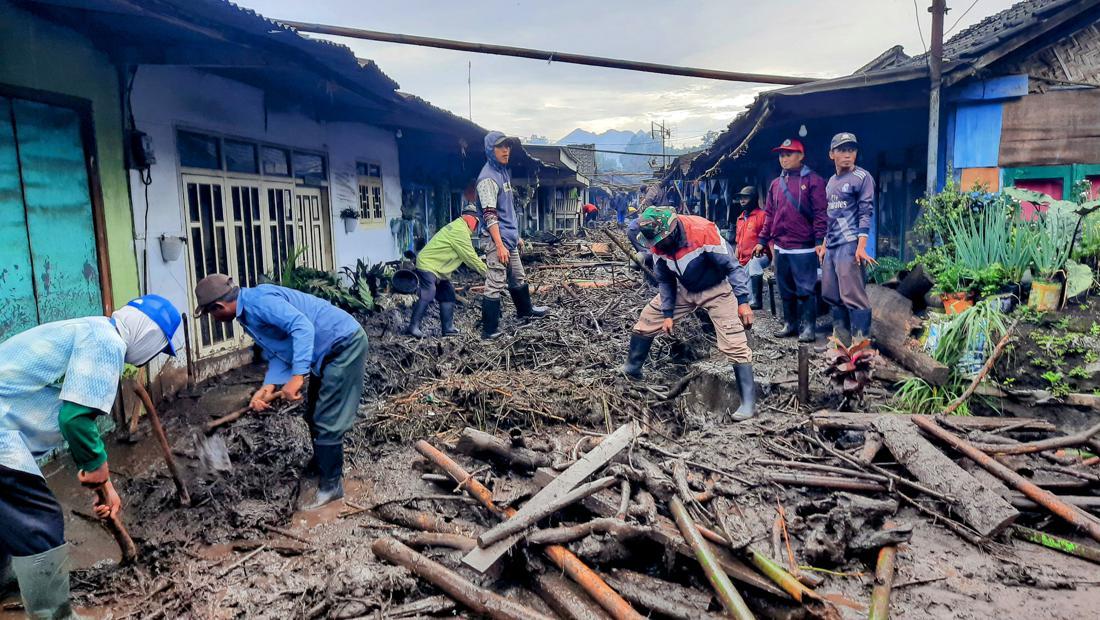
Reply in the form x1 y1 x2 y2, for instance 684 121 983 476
913 0 928 54
945 0 982 36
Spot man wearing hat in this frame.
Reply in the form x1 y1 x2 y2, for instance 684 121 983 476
733 185 769 310
405 205 488 338
476 130 548 339
622 207 758 421
821 132 876 343
0 294 181 618
194 274 368 510
753 138 827 343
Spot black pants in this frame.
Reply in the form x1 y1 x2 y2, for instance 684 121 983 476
0 465 65 558
415 269 456 304
774 251 818 300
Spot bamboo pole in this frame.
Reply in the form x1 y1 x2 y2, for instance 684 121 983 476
912 416 1100 543
413 440 643 620
1011 525 1100 565
669 497 755 620
868 527 898 620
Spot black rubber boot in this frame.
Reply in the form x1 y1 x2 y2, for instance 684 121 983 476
729 363 757 421
439 302 460 336
830 306 852 346
299 443 344 511
509 284 548 319
749 275 764 310
405 295 431 338
481 296 502 340
798 296 817 343
849 308 873 341
774 297 798 338
621 334 654 380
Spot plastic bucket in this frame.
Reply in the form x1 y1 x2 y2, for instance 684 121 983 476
1027 280 1062 312
391 269 420 294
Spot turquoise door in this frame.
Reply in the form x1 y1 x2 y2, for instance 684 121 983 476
0 96 102 340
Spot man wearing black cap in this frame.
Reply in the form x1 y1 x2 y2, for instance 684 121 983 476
476 130 548 339
194 274 368 510
753 138 828 343
405 205 488 338
733 186 769 310
821 132 876 343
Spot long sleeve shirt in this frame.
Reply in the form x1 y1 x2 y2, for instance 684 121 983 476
757 166 828 250
651 215 751 317
59 401 107 471
235 285 361 385
416 217 488 279
824 166 875 248
734 208 768 266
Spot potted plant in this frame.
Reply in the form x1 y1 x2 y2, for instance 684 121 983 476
340 207 360 233
934 261 972 314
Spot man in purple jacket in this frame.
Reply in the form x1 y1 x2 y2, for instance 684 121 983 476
753 138 828 343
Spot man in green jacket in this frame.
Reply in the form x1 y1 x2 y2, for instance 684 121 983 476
406 205 489 337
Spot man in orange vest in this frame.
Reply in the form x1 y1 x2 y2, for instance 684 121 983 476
733 186 769 310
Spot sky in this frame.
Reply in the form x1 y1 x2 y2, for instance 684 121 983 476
238 0 1021 147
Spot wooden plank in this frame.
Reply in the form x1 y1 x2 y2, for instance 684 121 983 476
874 416 1020 537
811 411 1055 433
462 422 639 572
532 469 787 599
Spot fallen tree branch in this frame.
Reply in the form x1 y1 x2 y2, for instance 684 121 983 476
974 421 1100 456
527 518 653 546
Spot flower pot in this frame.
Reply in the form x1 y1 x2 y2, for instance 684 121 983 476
942 291 972 315
342 217 358 233
1028 280 1063 312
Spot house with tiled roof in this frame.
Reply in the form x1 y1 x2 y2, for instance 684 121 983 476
673 0 1100 260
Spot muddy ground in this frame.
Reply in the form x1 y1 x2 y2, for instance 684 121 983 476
3 239 1099 620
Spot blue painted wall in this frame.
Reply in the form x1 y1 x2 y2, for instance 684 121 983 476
952 102 1003 169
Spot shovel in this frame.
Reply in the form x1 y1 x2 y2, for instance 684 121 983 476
196 391 286 474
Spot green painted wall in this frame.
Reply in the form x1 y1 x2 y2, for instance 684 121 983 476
0 1 139 311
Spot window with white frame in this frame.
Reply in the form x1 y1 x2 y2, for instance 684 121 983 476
356 161 385 224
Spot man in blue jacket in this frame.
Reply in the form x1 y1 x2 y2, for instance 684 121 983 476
476 131 548 339
195 274 368 511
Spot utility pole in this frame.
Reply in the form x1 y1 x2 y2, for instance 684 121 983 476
467 61 473 121
650 120 671 171
926 0 947 196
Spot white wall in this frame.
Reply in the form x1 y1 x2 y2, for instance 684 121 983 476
127 66 402 380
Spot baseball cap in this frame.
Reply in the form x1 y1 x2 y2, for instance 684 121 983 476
461 204 479 216
771 138 804 153
194 274 237 315
830 132 858 150
492 134 515 147
737 186 757 198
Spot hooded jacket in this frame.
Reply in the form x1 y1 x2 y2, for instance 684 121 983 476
758 165 828 250
651 215 751 317
476 131 520 250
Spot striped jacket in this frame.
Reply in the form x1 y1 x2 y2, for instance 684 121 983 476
651 215 751 317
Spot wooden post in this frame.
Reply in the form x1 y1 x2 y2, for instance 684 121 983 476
926 0 947 196
797 344 810 405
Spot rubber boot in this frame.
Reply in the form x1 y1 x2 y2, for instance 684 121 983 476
830 306 852 347
10 544 88 620
509 284 549 319
774 297 798 338
481 296 502 340
405 295 431 338
298 443 344 511
439 302 460 336
729 363 757 421
749 275 764 310
1 555 17 600
849 308 873 342
621 334 654 380
797 296 817 343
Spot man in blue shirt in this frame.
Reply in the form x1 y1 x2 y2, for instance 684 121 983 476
195 274 369 510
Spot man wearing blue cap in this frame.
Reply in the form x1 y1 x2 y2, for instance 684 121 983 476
821 132 876 343
0 294 181 619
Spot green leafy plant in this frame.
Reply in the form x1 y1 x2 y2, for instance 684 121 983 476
278 247 373 313
934 260 968 294
931 299 1010 368
869 256 905 285
1068 366 1091 380
1040 370 1071 398
893 377 969 416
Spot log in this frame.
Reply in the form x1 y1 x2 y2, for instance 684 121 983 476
602 569 725 620
1008 494 1100 511
811 411 1055 433
414 441 644 620
372 538 554 620
1011 525 1100 565
669 497 756 620
763 472 888 493
477 476 618 547
132 382 191 506
527 518 653 546
382 595 457 619
754 459 888 483
456 427 552 470
372 504 478 537
531 468 787 598
911 416 1100 543
463 422 638 571
859 432 885 464
867 284 950 385
874 416 1019 537
533 570 615 620
868 523 899 620
401 532 478 551
975 421 1100 456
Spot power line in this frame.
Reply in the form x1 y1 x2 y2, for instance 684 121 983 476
946 0 982 36
913 0 928 54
